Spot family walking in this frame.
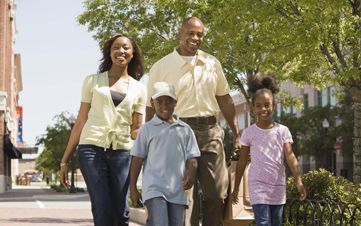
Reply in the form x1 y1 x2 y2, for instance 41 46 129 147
60 16 306 226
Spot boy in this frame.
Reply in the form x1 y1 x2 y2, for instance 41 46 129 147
130 82 200 226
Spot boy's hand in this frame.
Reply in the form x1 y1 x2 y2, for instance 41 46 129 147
296 181 307 201
130 187 142 207
183 174 195 190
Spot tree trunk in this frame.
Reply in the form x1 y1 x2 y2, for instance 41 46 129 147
351 86 361 182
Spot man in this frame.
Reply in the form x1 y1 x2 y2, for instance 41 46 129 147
146 17 241 226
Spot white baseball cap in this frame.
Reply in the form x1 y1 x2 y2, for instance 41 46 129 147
152 82 177 100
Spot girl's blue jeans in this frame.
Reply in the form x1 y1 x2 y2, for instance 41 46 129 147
252 204 284 226
78 144 130 226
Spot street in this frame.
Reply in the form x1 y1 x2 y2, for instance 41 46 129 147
0 182 145 226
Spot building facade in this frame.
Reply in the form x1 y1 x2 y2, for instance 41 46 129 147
0 0 23 193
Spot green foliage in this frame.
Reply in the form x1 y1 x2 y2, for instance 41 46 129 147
286 169 361 224
287 168 360 202
35 112 73 176
223 126 234 164
279 102 353 158
51 184 68 192
78 0 361 179
50 184 86 193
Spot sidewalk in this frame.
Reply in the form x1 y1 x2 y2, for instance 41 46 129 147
0 181 146 226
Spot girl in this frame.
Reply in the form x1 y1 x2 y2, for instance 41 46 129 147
231 74 306 226
60 34 146 226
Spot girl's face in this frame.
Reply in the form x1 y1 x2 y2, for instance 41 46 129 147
151 96 177 123
110 37 134 67
253 91 274 124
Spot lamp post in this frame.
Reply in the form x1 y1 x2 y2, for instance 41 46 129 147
322 118 334 174
69 115 77 193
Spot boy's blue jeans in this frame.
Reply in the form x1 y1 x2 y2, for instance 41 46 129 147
78 144 130 226
252 204 284 226
145 197 186 226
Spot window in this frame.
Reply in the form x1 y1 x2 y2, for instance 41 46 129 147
303 94 309 110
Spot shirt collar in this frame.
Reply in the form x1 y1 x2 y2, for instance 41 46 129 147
171 48 207 67
150 114 185 127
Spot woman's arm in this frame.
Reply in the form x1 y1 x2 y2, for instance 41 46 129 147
60 102 90 188
131 112 143 140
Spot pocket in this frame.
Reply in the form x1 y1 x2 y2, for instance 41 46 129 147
196 125 224 154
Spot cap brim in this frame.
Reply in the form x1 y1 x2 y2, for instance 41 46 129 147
152 92 177 100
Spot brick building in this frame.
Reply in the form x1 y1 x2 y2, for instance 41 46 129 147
0 0 23 193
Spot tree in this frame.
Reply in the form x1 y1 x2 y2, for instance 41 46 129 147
78 0 361 181
36 112 73 181
280 101 353 177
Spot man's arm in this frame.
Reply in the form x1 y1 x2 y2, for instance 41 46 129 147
216 94 241 150
145 106 155 122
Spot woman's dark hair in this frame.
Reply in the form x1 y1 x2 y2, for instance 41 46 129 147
248 72 279 104
98 34 144 80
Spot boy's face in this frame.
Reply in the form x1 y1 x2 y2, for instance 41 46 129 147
151 96 177 122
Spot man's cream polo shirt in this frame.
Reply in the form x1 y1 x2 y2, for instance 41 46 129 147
147 49 230 117
79 72 146 150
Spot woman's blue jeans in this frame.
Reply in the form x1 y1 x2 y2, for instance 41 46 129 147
252 204 284 226
78 144 130 226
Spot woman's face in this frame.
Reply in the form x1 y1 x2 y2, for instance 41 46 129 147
110 36 134 67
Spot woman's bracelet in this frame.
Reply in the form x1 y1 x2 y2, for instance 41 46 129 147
60 162 68 167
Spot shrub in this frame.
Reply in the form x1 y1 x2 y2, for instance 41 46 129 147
285 168 361 225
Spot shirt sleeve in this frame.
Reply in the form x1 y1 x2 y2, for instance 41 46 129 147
80 75 93 103
283 126 294 144
146 65 158 107
133 84 147 114
185 127 201 159
240 128 251 147
130 125 148 158
214 60 230 96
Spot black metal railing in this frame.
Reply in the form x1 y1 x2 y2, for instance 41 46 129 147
284 199 361 225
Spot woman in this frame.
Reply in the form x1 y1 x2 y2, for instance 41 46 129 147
60 34 146 226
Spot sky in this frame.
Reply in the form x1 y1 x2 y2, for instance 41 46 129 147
15 0 101 146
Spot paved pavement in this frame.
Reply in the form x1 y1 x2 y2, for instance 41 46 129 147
0 181 146 226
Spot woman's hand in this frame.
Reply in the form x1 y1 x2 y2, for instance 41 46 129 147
60 163 70 189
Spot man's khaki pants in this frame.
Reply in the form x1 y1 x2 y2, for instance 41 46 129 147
185 124 229 226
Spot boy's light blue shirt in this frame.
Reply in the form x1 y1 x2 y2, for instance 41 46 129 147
131 115 200 205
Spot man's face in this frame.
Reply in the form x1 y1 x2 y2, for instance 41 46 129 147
178 19 204 56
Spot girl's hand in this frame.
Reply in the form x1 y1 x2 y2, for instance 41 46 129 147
231 189 239 204
296 182 307 201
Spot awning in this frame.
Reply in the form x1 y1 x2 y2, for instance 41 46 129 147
4 134 22 159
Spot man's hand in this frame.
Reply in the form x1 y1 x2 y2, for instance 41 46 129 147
231 136 242 161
